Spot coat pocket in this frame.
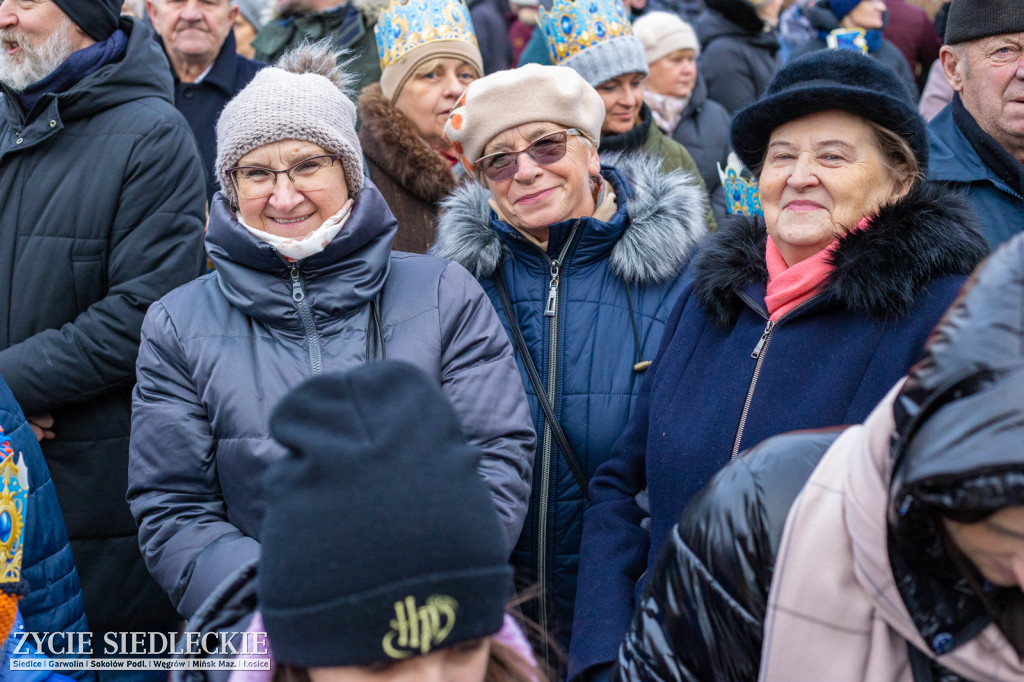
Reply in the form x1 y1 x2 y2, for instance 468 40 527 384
71 252 106 312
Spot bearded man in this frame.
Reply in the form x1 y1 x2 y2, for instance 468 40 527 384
0 0 206 654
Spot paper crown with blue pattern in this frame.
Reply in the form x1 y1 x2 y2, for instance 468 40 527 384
375 0 479 69
718 153 762 217
538 0 648 86
0 429 27 594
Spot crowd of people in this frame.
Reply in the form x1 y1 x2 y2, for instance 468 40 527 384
1 0 1024 681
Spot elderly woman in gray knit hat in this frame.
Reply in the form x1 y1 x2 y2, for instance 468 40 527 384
126 43 536 622
431 62 708 666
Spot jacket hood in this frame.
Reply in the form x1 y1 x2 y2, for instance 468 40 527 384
699 2 778 46
357 82 458 204
885 234 1024 653
205 181 395 325
431 152 708 285
0 18 174 126
693 183 989 326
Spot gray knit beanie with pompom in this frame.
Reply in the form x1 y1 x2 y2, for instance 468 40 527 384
215 41 364 207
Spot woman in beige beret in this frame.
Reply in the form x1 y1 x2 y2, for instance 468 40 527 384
431 63 709 670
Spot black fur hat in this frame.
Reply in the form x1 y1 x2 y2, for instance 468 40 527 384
730 49 926 174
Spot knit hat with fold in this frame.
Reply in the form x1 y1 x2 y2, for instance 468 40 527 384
53 0 120 41
215 42 364 207
944 0 1024 45
259 361 512 667
825 0 861 21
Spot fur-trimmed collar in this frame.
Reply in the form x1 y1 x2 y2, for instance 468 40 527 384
357 83 458 204
431 152 709 285
694 184 989 326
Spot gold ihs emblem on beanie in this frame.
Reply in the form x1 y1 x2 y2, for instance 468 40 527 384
382 595 459 659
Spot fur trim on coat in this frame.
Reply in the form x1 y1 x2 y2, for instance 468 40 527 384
694 184 989 326
357 83 458 204
432 152 708 285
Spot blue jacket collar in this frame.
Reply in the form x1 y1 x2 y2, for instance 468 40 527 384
927 102 1020 197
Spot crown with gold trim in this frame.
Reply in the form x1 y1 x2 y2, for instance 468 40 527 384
0 429 27 592
718 153 762 217
537 0 633 64
374 0 480 70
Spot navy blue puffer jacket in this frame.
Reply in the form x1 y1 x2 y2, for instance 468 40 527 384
432 155 709 651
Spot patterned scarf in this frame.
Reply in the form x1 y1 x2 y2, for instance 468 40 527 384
643 87 687 135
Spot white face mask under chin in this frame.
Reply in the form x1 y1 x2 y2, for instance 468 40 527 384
237 199 355 261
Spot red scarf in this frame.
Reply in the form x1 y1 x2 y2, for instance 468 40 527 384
765 217 870 321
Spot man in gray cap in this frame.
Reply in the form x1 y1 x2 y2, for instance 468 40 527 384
928 0 1024 248
0 0 205 652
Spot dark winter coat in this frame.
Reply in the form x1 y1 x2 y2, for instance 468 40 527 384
696 0 780 114
882 0 941 91
468 0 513 73
569 185 988 681
357 82 458 253
665 74 731 225
431 155 709 650
164 32 265 202
928 102 1024 249
615 231 1024 682
791 3 918 99
0 375 91 680
128 183 535 621
251 3 380 91
0 18 206 635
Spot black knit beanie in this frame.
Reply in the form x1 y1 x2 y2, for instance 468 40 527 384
260 362 512 668
51 0 120 42
731 49 927 174
944 0 1024 45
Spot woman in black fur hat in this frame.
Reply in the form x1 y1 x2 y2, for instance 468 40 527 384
570 48 990 682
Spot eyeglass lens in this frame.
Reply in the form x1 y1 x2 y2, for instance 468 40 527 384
480 131 570 181
231 156 338 199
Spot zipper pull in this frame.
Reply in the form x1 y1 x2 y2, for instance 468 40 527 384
289 265 304 303
751 319 774 359
544 261 560 317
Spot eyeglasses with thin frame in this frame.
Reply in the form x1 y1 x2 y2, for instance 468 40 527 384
228 154 343 200
476 128 583 182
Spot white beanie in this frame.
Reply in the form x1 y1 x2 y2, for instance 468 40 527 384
443 64 605 173
215 43 364 207
632 11 700 65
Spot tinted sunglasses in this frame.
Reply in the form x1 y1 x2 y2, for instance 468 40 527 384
476 128 584 181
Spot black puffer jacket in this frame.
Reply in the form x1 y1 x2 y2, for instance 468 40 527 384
615 233 1024 681
0 18 206 635
696 0 780 114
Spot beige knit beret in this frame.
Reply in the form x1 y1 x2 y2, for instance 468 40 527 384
632 11 699 65
215 43 364 207
442 63 605 173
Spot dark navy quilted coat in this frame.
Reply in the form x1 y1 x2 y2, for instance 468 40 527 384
432 155 709 651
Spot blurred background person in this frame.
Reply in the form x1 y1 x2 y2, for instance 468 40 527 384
792 0 918 98
509 0 539 65
433 62 708 672
234 0 270 59
634 11 731 223
697 0 782 114
648 0 702 23
147 0 265 203
357 0 483 253
882 0 941 91
617 232 1024 682
571 49 987 682
468 0 513 72
121 0 145 18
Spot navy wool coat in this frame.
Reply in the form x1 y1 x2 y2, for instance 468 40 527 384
569 185 989 680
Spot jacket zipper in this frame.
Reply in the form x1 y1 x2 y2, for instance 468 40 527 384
533 220 580 661
730 293 823 459
289 264 322 375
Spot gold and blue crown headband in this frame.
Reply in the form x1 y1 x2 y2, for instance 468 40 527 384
0 428 28 596
718 154 763 217
374 0 480 70
538 0 633 64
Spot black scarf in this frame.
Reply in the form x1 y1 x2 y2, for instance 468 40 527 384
599 102 653 155
952 94 1024 198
